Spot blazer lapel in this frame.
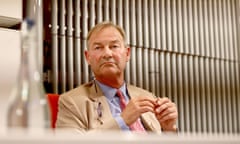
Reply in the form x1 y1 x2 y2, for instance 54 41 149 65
141 112 161 132
87 80 113 125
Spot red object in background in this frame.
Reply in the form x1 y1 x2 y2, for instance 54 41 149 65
47 93 59 129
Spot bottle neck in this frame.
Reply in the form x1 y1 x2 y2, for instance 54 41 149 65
19 19 42 83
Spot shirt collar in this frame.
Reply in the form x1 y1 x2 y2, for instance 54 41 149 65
95 80 127 101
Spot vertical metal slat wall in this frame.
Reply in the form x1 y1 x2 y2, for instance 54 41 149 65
48 0 240 133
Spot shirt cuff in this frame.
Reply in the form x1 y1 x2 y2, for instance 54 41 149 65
115 116 130 131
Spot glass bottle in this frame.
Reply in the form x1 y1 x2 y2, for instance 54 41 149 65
7 18 50 131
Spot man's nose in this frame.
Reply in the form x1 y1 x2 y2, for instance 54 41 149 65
102 46 113 57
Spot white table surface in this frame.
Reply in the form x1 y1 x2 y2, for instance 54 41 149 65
0 130 239 144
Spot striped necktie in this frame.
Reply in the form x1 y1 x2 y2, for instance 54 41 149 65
116 89 145 132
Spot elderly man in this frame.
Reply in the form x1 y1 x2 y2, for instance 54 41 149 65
56 21 178 133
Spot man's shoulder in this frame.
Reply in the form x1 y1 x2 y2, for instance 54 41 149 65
60 81 94 98
127 84 153 96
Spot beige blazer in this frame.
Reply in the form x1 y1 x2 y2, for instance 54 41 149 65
56 81 161 133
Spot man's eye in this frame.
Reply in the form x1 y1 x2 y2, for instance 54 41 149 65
94 46 100 50
112 45 119 48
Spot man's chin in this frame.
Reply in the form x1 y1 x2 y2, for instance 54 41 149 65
100 69 119 77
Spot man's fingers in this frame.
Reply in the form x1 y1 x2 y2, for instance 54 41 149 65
156 106 177 120
157 111 178 123
155 97 170 106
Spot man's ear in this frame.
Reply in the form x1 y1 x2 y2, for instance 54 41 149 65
126 46 131 62
84 50 90 65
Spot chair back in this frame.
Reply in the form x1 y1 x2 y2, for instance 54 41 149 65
47 93 59 128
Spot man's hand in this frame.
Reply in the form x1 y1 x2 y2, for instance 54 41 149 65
121 96 155 126
154 97 178 132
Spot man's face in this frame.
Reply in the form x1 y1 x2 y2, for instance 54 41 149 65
85 27 130 79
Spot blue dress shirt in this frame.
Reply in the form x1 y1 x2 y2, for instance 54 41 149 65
95 80 130 130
